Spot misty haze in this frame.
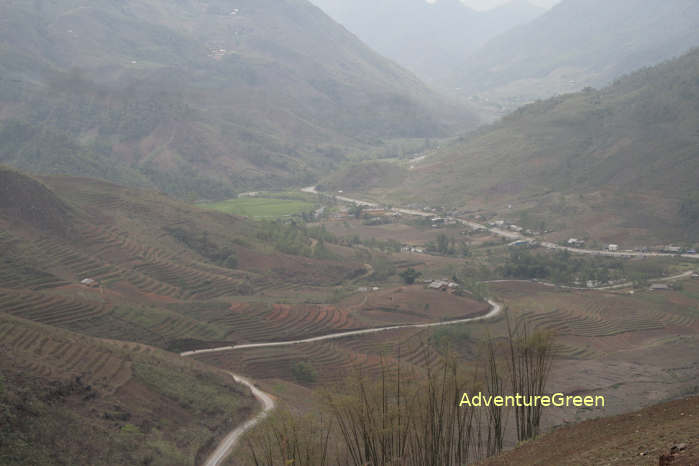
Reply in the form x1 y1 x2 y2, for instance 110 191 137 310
0 1 698 465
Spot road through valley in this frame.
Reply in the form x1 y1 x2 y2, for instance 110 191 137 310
181 298 503 465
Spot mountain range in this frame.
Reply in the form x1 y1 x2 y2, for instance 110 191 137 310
360 48 699 244
0 0 475 199
452 0 699 115
308 0 545 87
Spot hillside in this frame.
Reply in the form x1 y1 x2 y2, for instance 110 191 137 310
453 0 699 115
383 48 699 245
0 167 370 352
309 0 543 88
0 0 475 199
480 395 698 465
0 313 255 465
0 166 73 234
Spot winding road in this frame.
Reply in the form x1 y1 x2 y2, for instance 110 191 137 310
181 298 503 465
199 373 275 466
182 190 695 465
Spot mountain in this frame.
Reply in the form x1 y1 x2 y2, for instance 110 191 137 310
453 0 699 115
308 0 544 87
381 48 699 245
0 0 475 199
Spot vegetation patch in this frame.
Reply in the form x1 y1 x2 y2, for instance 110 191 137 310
199 197 315 219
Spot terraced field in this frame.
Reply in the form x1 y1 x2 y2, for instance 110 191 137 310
0 254 69 290
518 308 665 337
486 281 699 366
0 311 256 465
0 286 229 351
195 338 403 386
192 322 459 387
0 313 133 391
352 285 492 325
208 303 365 343
0 289 111 328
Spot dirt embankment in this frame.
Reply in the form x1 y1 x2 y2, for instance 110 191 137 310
481 395 699 465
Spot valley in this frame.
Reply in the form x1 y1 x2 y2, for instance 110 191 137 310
1 1 698 464
325 47 699 249
2 165 697 464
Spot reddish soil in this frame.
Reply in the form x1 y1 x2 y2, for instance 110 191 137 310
352 285 490 325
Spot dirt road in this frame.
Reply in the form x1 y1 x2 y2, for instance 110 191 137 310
199 373 275 466
182 299 502 356
181 298 503 465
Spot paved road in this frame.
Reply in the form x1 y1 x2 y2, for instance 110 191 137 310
303 186 699 261
181 297 502 465
483 270 696 291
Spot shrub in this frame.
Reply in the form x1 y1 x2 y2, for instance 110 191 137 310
222 252 238 270
291 362 317 384
399 267 421 284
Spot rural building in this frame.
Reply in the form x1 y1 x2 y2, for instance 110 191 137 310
608 244 619 252
429 281 450 291
428 280 459 292
649 284 670 291
568 238 585 247
80 278 99 288
691 273 699 279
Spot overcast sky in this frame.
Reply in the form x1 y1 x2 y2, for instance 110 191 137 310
454 0 561 11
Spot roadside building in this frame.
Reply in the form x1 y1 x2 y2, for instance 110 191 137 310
429 281 448 291
649 284 670 291
568 238 585 247
608 244 619 252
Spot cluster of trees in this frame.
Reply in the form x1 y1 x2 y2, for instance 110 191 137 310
291 362 318 384
399 267 421 284
256 221 339 260
165 227 238 269
351 236 402 253
257 221 315 257
502 250 624 285
426 233 470 257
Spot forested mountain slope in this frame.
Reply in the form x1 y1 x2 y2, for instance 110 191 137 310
0 0 474 199
452 0 699 114
389 48 699 244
